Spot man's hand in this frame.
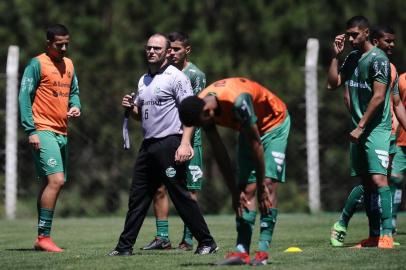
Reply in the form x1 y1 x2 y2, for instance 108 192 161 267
29 134 40 150
233 191 249 217
333 34 346 56
349 126 364 143
257 184 272 215
175 143 194 164
67 106 81 118
122 94 134 109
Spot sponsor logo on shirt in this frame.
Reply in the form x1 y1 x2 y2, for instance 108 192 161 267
348 80 369 89
53 81 71 88
141 100 163 106
51 90 70 97
175 80 188 96
21 77 34 93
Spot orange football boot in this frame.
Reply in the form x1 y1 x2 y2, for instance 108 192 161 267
34 236 63 252
378 235 394 249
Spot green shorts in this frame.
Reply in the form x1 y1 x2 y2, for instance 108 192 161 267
238 114 290 185
389 134 397 155
350 128 390 177
392 146 406 175
186 145 203 190
32 130 68 180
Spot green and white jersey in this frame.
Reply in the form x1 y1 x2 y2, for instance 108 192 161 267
183 62 206 146
340 46 391 131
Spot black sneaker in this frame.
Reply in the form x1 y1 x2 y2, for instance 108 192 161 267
141 237 172 250
107 249 133 256
177 240 193 251
194 242 218 254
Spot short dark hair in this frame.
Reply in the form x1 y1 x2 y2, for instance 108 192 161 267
46 24 69 41
179 96 205 127
168 31 190 46
346 15 370 29
370 25 395 40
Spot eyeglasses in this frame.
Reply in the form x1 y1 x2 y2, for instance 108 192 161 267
345 32 360 39
145 46 164 52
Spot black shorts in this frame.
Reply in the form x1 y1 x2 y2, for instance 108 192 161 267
135 135 187 187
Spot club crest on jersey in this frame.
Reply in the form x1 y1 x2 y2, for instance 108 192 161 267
166 166 176 178
154 86 162 94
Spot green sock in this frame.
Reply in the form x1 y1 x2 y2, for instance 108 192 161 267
378 186 393 236
235 210 256 253
364 192 380 237
38 208 54 236
258 208 278 251
389 176 403 229
338 185 364 228
156 219 169 239
182 224 193 245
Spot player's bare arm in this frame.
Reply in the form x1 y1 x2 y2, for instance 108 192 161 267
204 124 247 216
393 93 406 131
241 124 271 214
343 87 351 112
327 34 346 90
350 81 387 143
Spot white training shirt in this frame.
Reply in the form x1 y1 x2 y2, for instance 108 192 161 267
134 64 193 139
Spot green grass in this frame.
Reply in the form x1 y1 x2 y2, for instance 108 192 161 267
1 213 405 269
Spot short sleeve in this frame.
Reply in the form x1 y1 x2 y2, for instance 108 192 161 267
233 93 257 127
370 54 390 85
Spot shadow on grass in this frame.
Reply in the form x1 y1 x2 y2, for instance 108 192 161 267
180 262 218 267
5 247 66 252
134 250 189 256
5 248 37 252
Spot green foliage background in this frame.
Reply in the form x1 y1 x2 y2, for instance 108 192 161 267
1 0 406 216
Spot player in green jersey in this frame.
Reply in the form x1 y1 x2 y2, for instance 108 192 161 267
141 32 207 251
330 25 406 247
327 16 394 249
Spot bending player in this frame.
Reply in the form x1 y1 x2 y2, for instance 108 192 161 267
179 77 290 266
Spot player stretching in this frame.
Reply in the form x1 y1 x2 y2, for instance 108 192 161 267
179 78 290 265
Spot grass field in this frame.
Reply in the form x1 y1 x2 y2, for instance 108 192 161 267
1 213 405 269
